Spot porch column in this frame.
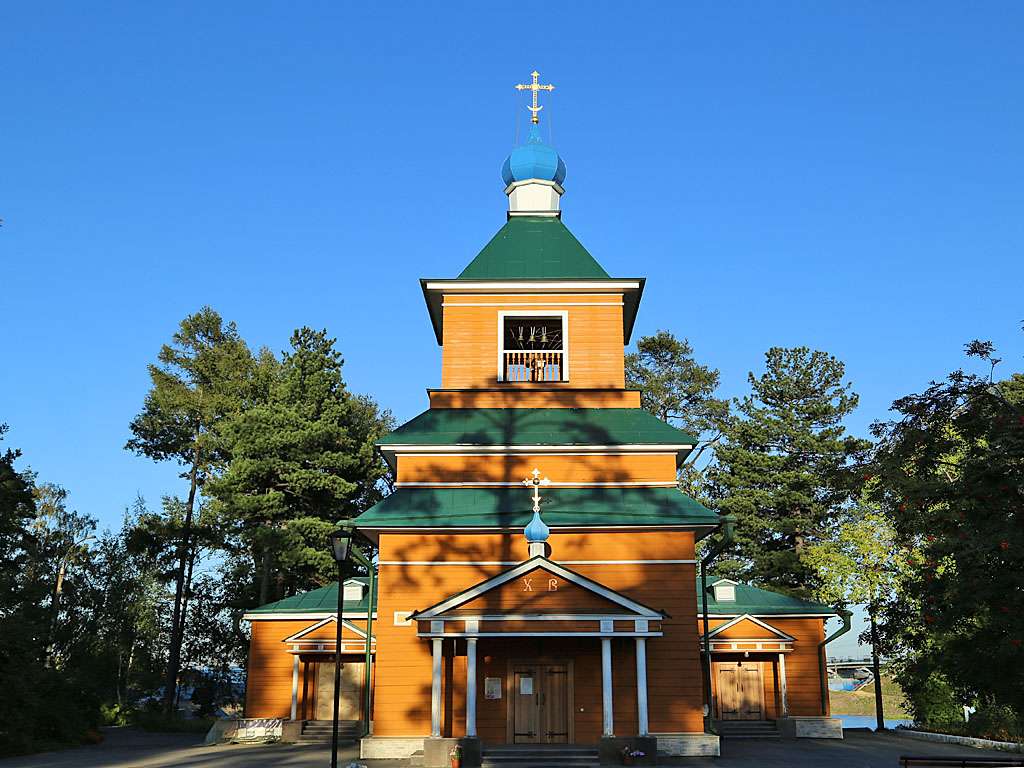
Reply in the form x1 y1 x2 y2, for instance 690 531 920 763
466 638 478 737
601 637 614 737
290 654 300 721
635 638 649 736
431 638 443 737
778 652 788 718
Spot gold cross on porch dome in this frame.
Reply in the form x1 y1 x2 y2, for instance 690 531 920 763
522 468 551 513
515 70 555 124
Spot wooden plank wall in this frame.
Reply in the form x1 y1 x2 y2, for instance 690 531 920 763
244 619 372 719
427 389 641 409
441 295 625 390
396 454 678 485
372 531 704 739
705 617 827 718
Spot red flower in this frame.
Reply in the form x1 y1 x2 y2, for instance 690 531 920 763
927 535 935 541
900 504 907 511
1001 541 1009 549
1001 606 1012 614
925 615 935 622
863 474 872 480
1011 638 1021 646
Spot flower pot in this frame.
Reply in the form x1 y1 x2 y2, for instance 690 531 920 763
623 758 633 767
452 759 461 768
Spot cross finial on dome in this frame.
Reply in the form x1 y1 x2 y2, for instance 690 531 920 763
515 70 555 124
522 468 551 557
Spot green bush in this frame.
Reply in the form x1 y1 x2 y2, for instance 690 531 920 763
901 673 964 730
132 712 215 733
966 704 1023 742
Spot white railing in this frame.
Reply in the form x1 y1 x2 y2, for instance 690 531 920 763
503 351 564 382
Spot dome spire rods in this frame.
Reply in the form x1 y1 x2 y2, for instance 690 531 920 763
515 70 555 124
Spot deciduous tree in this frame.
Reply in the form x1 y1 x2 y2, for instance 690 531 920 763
863 340 1024 721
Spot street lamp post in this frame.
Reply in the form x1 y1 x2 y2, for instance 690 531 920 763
45 534 96 668
327 526 376 768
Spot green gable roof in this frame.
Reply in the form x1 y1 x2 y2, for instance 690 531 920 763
244 577 375 616
378 408 696 452
699 579 836 616
420 217 645 345
353 486 720 531
458 216 610 279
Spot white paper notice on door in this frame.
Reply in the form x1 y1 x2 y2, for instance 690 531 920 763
520 677 533 695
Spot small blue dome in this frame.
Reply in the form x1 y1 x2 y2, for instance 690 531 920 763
524 510 550 543
501 123 567 188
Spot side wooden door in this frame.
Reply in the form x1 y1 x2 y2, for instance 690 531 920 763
542 665 569 743
716 662 764 721
716 663 742 720
739 663 764 719
512 665 541 743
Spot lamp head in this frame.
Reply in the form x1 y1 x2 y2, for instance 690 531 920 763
327 528 353 564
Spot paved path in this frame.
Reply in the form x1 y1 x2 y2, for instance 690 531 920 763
1 727 1019 768
0 727 341 768
666 729 1021 767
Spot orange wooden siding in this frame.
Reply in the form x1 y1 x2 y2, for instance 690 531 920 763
427 389 642 409
441 296 625 390
395 453 678 485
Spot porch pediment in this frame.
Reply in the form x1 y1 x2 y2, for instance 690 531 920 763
701 614 795 653
282 617 376 655
410 556 666 638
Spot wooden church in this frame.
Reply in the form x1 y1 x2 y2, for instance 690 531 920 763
243 74 845 763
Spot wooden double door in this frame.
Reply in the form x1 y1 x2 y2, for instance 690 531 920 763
716 661 765 720
315 660 364 721
512 663 570 743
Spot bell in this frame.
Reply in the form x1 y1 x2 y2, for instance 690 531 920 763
528 328 535 343
517 327 524 342
540 327 548 344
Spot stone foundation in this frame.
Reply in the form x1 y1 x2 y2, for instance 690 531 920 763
360 736 427 759
776 717 843 739
649 732 721 757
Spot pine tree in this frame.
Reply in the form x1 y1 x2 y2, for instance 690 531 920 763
709 347 869 596
625 331 730 505
208 328 393 604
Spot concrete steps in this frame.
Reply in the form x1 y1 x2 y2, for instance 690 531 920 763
482 744 599 768
717 720 781 740
297 720 360 744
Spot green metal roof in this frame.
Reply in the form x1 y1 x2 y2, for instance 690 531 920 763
457 217 610 279
353 486 721 530
378 408 697 449
245 577 375 616
699 579 836 616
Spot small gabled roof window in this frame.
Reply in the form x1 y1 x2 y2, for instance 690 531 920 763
343 579 366 602
712 578 738 602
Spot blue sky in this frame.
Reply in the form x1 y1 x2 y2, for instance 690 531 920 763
4 3 1023 655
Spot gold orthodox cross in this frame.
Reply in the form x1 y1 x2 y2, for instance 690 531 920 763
515 70 555 124
522 468 551 513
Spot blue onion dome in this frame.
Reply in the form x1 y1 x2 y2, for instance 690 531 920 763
524 510 550 543
501 123 567 188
